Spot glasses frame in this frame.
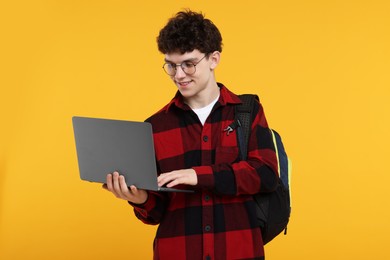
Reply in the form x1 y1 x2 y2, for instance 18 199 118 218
162 54 208 76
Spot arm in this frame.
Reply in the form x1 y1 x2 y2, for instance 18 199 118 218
194 101 278 196
156 101 278 196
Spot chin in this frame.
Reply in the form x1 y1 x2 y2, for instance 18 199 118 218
178 89 192 97
180 90 198 101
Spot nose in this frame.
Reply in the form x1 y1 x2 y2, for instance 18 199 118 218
174 65 186 78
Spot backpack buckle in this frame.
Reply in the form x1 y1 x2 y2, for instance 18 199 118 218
224 120 241 136
224 126 234 135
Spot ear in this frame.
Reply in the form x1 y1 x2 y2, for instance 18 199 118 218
209 51 221 70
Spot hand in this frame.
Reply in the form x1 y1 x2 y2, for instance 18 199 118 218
103 171 148 205
157 169 198 188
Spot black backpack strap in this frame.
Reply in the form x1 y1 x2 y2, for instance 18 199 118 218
235 94 291 244
235 94 259 160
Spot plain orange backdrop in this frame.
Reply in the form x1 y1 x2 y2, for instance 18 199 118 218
1 1 389 259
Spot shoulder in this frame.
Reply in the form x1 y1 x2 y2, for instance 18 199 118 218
145 103 171 123
145 101 185 133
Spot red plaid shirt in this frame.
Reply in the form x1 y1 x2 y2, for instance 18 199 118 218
131 84 278 260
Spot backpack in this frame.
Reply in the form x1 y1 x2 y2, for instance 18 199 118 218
234 94 292 245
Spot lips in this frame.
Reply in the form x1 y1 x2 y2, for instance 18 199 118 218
176 80 192 87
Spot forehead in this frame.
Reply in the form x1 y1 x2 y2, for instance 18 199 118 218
164 49 203 63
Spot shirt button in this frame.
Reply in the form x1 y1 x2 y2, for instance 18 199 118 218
204 225 211 232
205 256 211 260
204 195 210 201
203 135 208 142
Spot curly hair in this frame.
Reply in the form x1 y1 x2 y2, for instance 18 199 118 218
157 10 223 54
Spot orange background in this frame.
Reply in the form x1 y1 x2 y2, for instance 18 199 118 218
1 1 389 259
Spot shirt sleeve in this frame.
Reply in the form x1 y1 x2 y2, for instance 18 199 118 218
129 191 169 225
193 101 279 196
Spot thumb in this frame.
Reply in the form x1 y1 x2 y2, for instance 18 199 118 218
129 185 138 193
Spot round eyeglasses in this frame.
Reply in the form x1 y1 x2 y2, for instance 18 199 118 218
162 54 208 76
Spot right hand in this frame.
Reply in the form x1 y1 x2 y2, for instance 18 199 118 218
103 171 148 205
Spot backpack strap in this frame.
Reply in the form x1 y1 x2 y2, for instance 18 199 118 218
234 94 292 243
235 94 259 160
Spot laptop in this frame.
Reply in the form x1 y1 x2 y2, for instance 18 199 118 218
72 116 193 193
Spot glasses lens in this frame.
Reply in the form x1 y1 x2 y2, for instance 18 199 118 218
181 62 196 75
163 63 176 75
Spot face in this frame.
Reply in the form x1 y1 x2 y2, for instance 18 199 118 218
163 49 220 102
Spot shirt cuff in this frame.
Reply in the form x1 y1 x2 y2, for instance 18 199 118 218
128 191 154 211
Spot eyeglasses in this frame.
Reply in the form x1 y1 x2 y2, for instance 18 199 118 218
162 54 208 76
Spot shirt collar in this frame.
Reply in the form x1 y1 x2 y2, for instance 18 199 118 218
164 83 242 113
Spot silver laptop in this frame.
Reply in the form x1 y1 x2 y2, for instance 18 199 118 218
72 116 193 193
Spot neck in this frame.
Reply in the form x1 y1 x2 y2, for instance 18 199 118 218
185 82 220 109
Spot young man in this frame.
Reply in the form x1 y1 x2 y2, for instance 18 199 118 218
104 10 278 260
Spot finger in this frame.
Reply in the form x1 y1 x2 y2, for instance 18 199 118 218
129 185 138 195
157 173 165 186
111 172 123 198
166 180 178 188
119 175 130 194
158 172 176 187
166 176 184 187
106 173 120 197
129 185 143 196
129 185 148 204
157 175 166 187
106 173 114 191
112 171 121 191
163 170 197 187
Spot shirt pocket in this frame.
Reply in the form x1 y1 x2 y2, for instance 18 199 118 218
215 146 239 165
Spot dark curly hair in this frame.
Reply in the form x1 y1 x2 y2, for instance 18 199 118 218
157 10 223 54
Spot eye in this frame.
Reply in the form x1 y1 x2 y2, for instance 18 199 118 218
167 63 176 69
182 62 195 69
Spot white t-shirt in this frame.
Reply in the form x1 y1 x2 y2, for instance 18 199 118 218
192 95 220 125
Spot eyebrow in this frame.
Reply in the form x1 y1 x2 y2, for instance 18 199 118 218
164 57 198 63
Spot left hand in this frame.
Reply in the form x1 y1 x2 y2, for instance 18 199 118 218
157 169 198 188
103 172 148 204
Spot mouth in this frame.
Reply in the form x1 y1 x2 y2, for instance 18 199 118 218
176 80 192 87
